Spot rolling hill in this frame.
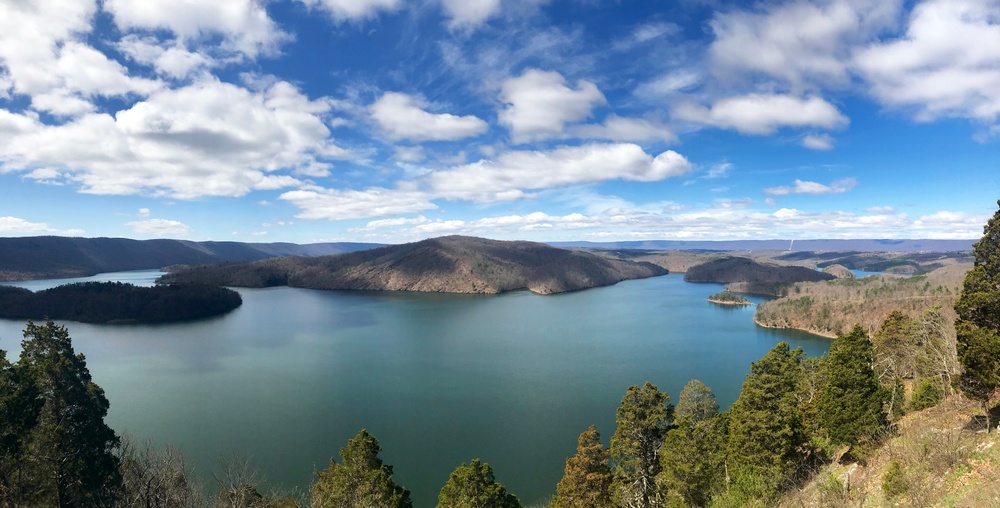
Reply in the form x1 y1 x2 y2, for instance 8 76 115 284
159 235 669 295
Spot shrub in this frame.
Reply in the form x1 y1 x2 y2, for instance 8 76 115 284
881 460 908 498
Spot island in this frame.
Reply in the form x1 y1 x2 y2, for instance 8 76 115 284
158 235 669 295
0 282 242 323
707 291 752 305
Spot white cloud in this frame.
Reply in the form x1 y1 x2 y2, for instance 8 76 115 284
428 143 693 202
571 115 676 143
105 0 288 59
710 0 901 90
866 206 895 214
394 146 426 162
677 94 849 135
279 187 437 220
371 92 488 141
499 69 607 143
635 71 702 98
440 0 549 29
0 216 84 236
801 133 835 150
764 177 858 195
614 22 678 51
116 35 212 79
855 0 1000 126
705 162 733 179
0 78 344 199
298 0 401 21
0 0 161 117
126 218 192 237
138 208 151 218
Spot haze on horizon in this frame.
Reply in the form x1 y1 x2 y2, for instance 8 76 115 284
0 0 998 244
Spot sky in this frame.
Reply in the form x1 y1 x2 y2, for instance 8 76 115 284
1 0 999 244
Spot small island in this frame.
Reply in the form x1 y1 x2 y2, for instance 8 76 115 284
707 291 752 305
0 282 242 323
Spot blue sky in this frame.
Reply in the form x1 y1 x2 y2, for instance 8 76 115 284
1 0 999 244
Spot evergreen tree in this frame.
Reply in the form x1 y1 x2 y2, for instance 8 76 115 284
656 412 727 508
818 325 888 447
674 380 718 424
726 342 807 499
550 425 612 508
435 459 521 508
609 382 673 508
311 429 412 508
0 349 41 505
17 319 121 507
956 200 1000 432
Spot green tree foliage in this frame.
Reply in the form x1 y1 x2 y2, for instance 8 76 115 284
311 429 411 508
910 378 944 411
956 200 1000 432
881 460 907 498
0 282 242 323
674 380 718 424
435 459 520 508
15 319 122 507
818 325 888 448
873 311 917 381
656 410 727 507
550 425 612 508
726 342 807 499
609 382 673 508
0 348 41 504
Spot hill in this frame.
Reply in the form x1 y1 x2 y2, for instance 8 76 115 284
683 256 835 296
159 235 668 295
755 263 970 338
0 236 382 281
551 238 975 252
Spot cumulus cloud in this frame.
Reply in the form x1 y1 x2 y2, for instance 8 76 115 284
279 187 438 220
371 92 488 141
710 0 901 90
126 218 192 237
855 0 1000 126
801 133 835 150
428 143 692 202
499 69 607 143
0 0 161 117
298 0 401 21
764 177 858 195
105 0 288 58
0 216 84 236
0 78 345 199
676 94 849 135
116 35 213 79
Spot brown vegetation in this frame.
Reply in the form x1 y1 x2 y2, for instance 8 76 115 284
160 236 668 295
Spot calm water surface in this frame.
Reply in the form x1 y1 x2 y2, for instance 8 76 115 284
0 271 830 506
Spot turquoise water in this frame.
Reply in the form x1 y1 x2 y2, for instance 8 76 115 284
0 273 830 506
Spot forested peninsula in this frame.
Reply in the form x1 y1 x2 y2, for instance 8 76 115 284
159 235 668 295
683 256 835 296
0 282 242 323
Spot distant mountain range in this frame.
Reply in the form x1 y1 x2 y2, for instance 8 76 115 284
551 239 976 252
159 235 668 295
0 235 976 282
0 236 381 281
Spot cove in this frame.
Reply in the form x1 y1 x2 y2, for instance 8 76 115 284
0 271 830 507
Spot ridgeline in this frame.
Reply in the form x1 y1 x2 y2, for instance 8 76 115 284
159 235 669 295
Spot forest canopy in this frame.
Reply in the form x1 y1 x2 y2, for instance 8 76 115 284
0 282 242 323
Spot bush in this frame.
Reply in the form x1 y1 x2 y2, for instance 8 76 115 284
881 460 908 498
910 379 944 411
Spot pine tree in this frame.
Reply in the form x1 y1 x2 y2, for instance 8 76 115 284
436 459 521 508
674 380 718 424
609 381 673 508
956 200 1000 432
17 319 122 507
818 325 888 447
551 425 612 508
657 410 726 507
0 349 41 505
726 342 807 499
311 429 412 508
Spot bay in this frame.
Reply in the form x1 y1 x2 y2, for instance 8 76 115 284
0 272 830 507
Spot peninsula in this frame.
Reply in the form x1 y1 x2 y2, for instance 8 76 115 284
159 235 668 295
683 256 835 296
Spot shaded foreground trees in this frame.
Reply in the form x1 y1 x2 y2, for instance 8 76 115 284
311 429 411 508
956 199 1000 432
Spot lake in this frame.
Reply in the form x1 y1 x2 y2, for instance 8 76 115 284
0 271 831 506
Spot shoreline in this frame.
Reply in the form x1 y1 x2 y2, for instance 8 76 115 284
707 297 752 306
752 313 838 339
